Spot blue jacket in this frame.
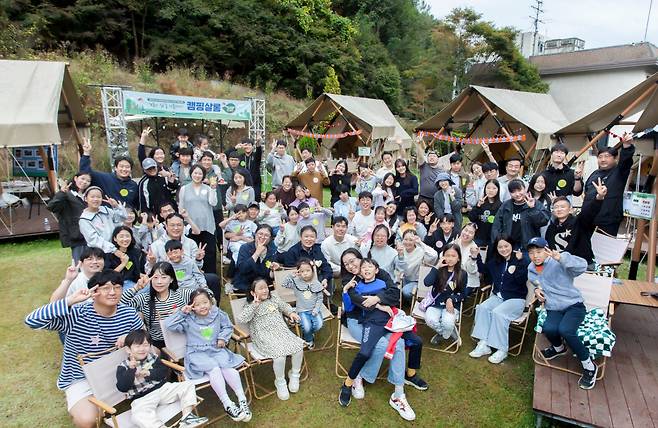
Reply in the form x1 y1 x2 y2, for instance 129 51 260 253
79 155 139 208
276 242 333 284
528 252 587 311
477 256 528 301
233 241 278 292
343 278 390 326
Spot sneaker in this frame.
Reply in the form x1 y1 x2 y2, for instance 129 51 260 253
223 402 244 422
178 413 209 428
469 341 492 358
352 377 365 400
288 370 301 393
238 398 252 422
338 383 352 407
389 394 416 421
275 378 289 400
540 346 568 360
578 366 598 390
430 334 441 345
222 256 231 265
404 373 429 391
224 282 234 295
307 341 315 350
487 350 508 364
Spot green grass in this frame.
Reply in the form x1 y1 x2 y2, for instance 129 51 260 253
6 239 650 427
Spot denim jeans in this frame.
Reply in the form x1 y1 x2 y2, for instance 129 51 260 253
299 311 323 343
542 302 589 361
401 281 417 301
425 307 458 339
346 318 405 386
471 295 524 352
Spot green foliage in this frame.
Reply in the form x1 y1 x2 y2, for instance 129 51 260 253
297 136 318 154
323 65 341 94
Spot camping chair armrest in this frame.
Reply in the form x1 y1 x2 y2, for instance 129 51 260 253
161 359 185 373
161 347 179 362
87 396 116 415
233 325 250 340
481 284 492 291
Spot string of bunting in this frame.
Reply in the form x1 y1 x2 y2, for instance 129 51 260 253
416 131 526 144
286 128 362 139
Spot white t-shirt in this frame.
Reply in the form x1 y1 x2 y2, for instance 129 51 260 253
348 210 375 239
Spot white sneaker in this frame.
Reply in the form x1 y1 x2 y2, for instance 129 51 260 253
288 370 301 393
224 282 234 295
352 376 365 399
488 350 508 364
275 378 289 400
389 394 416 421
222 256 231 264
469 341 492 358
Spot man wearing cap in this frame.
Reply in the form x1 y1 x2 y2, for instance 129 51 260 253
432 172 463 227
416 143 446 205
137 158 178 214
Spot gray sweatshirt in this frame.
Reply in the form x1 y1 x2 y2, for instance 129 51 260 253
266 152 297 188
281 274 324 314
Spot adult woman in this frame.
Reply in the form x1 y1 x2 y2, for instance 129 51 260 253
362 224 405 279
329 160 353 206
47 172 91 262
394 159 419 215
469 235 528 364
233 224 278 293
396 207 428 241
288 184 319 209
415 199 434 231
78 186 127 255
372 173 396 208
455 223 481 294
225 168 255 213
465 161 486 209
399 229 439 300
274 175 296 209
467 179 501 247
105 225 142 290
528 172 553 210
179 164 218 273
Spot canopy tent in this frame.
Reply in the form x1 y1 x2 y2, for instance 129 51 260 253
285 93 411 161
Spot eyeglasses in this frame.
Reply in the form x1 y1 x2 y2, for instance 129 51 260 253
97 284 123 294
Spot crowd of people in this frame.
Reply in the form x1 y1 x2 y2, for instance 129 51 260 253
26 125 636 426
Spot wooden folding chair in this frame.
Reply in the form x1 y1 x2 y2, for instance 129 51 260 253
272 268 335 351
409 265 463 354
462 245 489 316
532 273 614 381
77 347 202 428
590 228 631 276
228 297 309 399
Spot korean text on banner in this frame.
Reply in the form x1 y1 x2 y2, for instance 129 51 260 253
123 91 252 121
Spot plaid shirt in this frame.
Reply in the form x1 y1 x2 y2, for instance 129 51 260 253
116 353 168 399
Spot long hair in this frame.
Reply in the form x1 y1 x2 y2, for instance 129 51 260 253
111 225 135 251
147 261 179 328
434 243 464 293
340 248 363 280
69 172 91 193
231 167 253 189
483 179 502 206
368 224 391 257
246 278 269 303
491 234 514 263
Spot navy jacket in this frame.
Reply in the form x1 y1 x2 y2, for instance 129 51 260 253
47 190 86 248
79 155 139 208
277 242 333 284
342 270 399 322
423 267 467 309
233 241 278 292
477 256 528 301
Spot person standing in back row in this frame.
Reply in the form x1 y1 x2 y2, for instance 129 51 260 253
236 138 263 202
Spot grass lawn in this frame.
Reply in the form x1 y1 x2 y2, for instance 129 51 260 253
4 238 649 427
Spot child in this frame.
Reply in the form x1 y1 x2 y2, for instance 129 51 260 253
116 330 208 428
372 173 396 208
396 206 427 242
78 186 128 254
422 244 467 345
527 237 595 389
355 163 379 195
360 206 390 245
333 185 358 219
282 259 325 348
296 202 332 243
170 127 191 166
221 205 257 263
433 172 463 228
348 191 375 240
258 192 284 235
193 134 219 163
424 213 459 251
238 279 305 401
161 240 207 289
274 205 301 253
166 289 252 421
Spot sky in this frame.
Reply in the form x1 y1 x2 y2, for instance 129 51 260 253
426 0 658 49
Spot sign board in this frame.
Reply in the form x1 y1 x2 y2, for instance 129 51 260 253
623 191 656 220
357 146 371 157
124 91 251 121
12 146 58 178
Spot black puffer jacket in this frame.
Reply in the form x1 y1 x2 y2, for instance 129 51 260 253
47 190 86 248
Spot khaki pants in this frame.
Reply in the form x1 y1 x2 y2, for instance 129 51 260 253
131 381 197 428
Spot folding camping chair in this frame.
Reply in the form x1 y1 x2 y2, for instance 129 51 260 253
228 297 309 399
77 347 203 428
410 265 463 354
532 273 614 380
272 268 335 351
590 228 631 276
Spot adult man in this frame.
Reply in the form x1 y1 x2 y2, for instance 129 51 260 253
497 158 523 195
266 140 296 189
583 135 635 236
79 139 138 208
321 216 359 276
375 151 395 180
277 225 334 290
292 157 330 202
542 143 582 197
236 138 263 200
416 145 445 205
25 270 144 428
137 158 178 214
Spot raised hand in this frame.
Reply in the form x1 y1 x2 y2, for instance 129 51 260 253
547 191 557 203
82 138 92 156
140 127 152 142
146 247 156 265
66 286 97 306
64 261 81 283
343 275 357 291
593 177 607 200
428 218 439 235
196 243 207 260
180 304 193 314
135 273 151 291
396 241 404 256
514 249 523 261
179 208 189 219
103 197 119 208
469 245 479 258
574 161 584 179
544 246 561 261
535 288 546 303
477 196 486 207
524 193 536 208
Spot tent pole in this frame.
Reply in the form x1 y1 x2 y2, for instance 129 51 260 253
328 99 366 145
422 90 474 151
573 82 658 160
37 146 57 194
629 145 658 280
300 98 326 134
465 111 489 137
155 118 160 145
476 93 526 158
61 89 85 156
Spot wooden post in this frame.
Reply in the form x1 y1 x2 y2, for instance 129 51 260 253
647 176 658 279
60 89 85 156
299 97 326 134
328 99 366 145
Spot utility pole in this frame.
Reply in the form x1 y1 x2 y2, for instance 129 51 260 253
530 0 545 56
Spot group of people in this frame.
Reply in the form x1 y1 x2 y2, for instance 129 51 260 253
27 126 636 426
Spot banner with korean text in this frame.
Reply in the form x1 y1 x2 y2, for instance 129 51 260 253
123 91 252 121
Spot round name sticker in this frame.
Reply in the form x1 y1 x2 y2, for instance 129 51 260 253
240 161 246 167
201 189 208 196
395 182 400 187
557 179 567 188
312 219 319 225
508 265 516 274
313 177 319 183
265 260 272 269
119 188 129 197
436 241 443 248
303 290 312 300
175 270 186 280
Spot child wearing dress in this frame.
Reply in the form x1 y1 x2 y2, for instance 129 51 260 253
165 289 252 422
238 279 305 401
116 330 208 428
281 259 325 349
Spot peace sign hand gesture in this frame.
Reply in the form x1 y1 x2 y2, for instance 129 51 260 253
196 243 207 261
574 161 584 179
67 286 97 306
544 246 561 261
428 218 439 235
64 261 81 283
593 177 607 200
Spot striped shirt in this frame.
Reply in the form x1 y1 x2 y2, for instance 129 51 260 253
120 287 196 342
25 299 143 390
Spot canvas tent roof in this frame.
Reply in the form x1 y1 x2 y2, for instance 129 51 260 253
0 60 87 148
285 93 411 146
416 85 570 149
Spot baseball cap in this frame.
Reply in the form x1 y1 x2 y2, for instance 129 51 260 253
141 158 158 170
526 237 548 249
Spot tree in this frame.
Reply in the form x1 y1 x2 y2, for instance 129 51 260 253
323 66 341 94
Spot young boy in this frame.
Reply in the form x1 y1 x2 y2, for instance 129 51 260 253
333 185 358 219
170 128 191 165
355 163 379 195
424 214 459 250
222 204 257 263
348 191 375 240
527 237 597 390
49 246 106 304
159 240 207 289
296 202 333 243
173 147 194 186
116 330 207 428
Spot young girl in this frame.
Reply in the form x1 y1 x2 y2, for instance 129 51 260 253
469 235 528 364
329 160 353 207
274 205 301 253
372 173 396 208
166 289 252 421
238 279 305 401
362 224 405 280
360 206 390 245
422 244 467 345
105 226 141 290
355 163 379 194
385 201 400 245
282 259 325 348
289 185 319 209
78 186 128 254
425 213 459 251
399 229 439 301
468 179 502 247
273 175 296 209
258 192 283 235
396 207 427 242
225 168 255 213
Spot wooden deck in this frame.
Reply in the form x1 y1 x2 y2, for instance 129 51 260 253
0 204 59 240
533 304 658 427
